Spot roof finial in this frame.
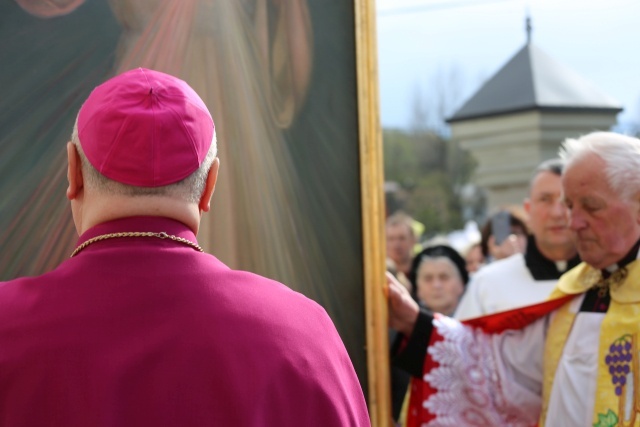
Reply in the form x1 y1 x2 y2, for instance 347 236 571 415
525 13 532 44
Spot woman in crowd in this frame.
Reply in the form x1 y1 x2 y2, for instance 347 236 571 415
390 244 470 424
409 245 469 316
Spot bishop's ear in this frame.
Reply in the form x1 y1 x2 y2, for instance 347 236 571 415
66 142 84 200
199 157 220 213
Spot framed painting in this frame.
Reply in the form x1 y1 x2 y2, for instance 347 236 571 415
0 0 389 424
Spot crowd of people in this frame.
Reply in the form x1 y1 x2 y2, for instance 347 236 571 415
386 156 581 321
385 156 583 422
3 65 640 427
387 131 640 426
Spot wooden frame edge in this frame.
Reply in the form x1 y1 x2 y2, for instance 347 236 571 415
354 1 391 426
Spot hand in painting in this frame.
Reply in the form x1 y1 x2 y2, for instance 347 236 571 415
386 271 419 337
15 0 84 17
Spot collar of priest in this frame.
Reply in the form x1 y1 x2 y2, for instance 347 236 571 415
580 237 640 313
601 237 640 279
525 235 581 281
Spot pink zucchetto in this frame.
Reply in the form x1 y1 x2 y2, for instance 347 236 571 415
77 68 215 187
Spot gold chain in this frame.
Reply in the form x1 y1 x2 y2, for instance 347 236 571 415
70 231 203 257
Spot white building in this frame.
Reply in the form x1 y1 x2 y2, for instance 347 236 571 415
447 37 622 210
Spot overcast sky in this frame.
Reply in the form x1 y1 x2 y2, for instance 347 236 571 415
376 0 640 132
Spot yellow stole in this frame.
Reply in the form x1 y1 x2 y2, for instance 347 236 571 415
541 260 640 426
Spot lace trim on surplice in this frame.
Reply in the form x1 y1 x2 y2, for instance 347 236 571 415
422 315 537 427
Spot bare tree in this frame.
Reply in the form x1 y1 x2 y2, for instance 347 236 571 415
384 64 480 235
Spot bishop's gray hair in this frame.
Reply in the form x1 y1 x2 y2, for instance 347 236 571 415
70 121 218 204
559 131 640 202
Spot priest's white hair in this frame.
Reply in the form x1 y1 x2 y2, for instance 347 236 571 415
559 131 640 202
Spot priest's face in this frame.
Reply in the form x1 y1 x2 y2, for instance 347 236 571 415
525 170 576 261
562 153 640 270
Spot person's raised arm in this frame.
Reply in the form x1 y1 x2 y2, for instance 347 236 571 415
387 272 419 336
387 272 433 377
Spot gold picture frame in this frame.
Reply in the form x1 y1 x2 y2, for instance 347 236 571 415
354 0 391 425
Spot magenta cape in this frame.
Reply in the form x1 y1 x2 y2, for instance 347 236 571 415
0 216 370 426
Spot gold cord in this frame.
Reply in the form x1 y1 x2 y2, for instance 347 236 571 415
591 267 628 298
70 231 203 257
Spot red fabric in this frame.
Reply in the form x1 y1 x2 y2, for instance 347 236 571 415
462 294 574 333
0 217 370 426
407 295 575 426
407 320 446 427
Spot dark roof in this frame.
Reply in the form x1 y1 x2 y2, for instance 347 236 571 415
447 43 622 123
